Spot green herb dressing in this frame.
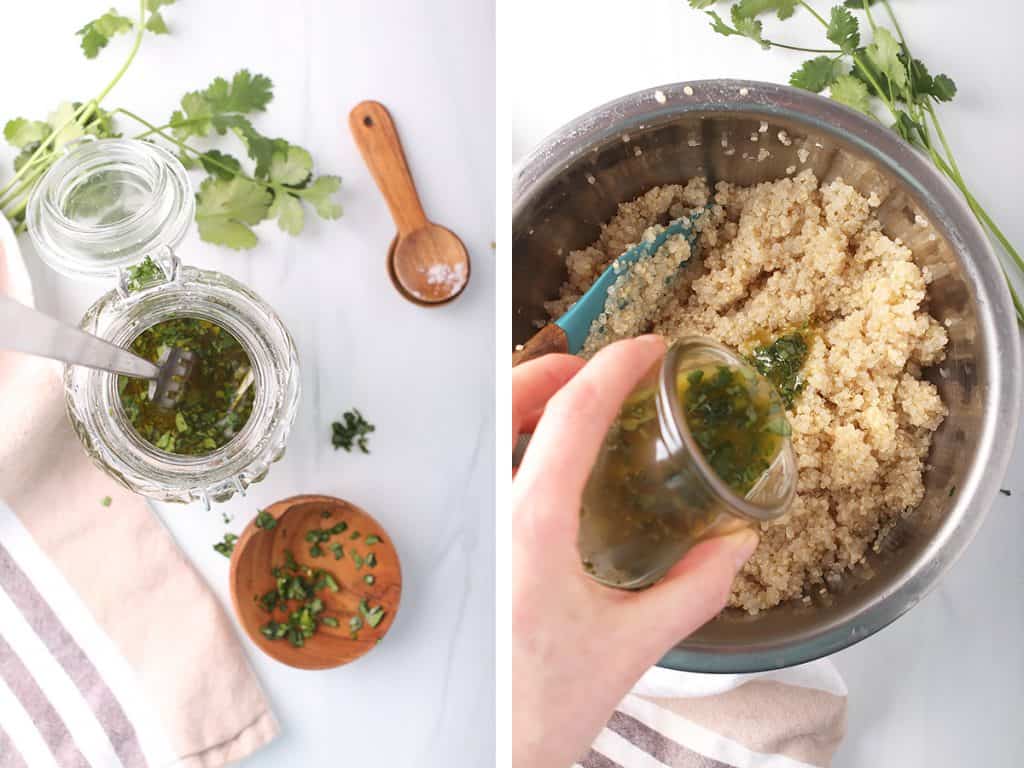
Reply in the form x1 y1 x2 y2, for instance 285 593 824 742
680 365 790 496
746 331 810 410
118 318 254 456
578 347 794 589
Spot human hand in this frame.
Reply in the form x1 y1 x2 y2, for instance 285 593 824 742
511 336 759 768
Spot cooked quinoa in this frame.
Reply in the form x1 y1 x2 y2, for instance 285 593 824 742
550 170 948 614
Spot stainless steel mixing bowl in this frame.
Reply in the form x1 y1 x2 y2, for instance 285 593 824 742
512 80 1022 672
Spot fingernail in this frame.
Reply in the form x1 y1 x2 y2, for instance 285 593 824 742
722 529 759 571
636 334 667 350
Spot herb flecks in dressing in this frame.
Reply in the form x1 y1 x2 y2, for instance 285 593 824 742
747 332 809 410
119 318 254 455
680 365 790 496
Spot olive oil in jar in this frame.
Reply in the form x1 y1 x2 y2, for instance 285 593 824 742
118 318 255 456
578 338 796 590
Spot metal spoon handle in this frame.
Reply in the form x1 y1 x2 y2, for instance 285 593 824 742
0 297 160 379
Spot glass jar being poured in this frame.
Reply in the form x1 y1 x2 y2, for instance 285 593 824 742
27 138 300 507
578 336 797 590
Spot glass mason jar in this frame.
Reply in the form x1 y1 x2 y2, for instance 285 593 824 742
27 138 300 506
578 337 797 589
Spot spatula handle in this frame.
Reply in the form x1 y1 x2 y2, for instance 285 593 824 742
349 101 429 237
0 297 159 379
511 324 570 367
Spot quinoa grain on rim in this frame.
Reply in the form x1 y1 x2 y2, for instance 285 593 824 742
551 170 948 614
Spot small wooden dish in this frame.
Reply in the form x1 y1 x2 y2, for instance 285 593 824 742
229 494 401 670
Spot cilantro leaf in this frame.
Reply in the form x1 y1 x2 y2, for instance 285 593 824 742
729 6 770 48
830 73 874 115
865 28 907 95
195 176 272 249
46 102 85 150
77 9 135 59
269 145 313 186
4 119 50 149
269 193 305 235
706 10 736 36
825 6 859 53
843 0 881 6
930 74 957 102
170 70 274 143
688 0 716 7
144 0 176 31
145 12 169 34
296 176 343 220
733 0 798 20
198 149 242 180
790 56 844 93
217 115 282 179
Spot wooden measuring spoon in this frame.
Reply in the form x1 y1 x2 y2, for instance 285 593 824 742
349 100 470 306
229 494 401 670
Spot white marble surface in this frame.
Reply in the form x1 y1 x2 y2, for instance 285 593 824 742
1 1 495 765
510 1 1024 764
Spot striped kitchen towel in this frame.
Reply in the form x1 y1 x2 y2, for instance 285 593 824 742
579 660 847 768
0 218 277 767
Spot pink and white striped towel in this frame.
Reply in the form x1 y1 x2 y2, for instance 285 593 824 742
581 661 847 768
0 217 277 768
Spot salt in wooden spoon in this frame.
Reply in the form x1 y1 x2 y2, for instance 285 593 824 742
349 100 470 306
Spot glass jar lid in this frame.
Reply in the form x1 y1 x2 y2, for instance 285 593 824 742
27 138 194 279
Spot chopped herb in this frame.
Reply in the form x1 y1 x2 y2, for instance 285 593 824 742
124 256 165 293
349 615 363 632
309 544 323 558
329 543 344 560
681 365 790 495
999 488 1012 496
352 552 364 570
331 408 375 453
258 589 278 613
283 549 299 572
365 534 381 545
258 557 347 647
329 522 348 535
213 532 238 558
118 318 255 456
221 511 232 524
364 574 375 585
99 495 112 507
254 510 277 530
359 598 386 628
321 509 332 518
366 552 377 568
747 332 809 409
350 530 361 540
949 485 957 498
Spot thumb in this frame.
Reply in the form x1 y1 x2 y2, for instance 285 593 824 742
629 529 759 645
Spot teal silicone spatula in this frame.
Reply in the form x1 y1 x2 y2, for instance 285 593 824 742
512 210 706 366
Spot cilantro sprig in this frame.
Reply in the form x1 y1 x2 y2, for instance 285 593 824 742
689 0 1024 322
0 1 342 251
